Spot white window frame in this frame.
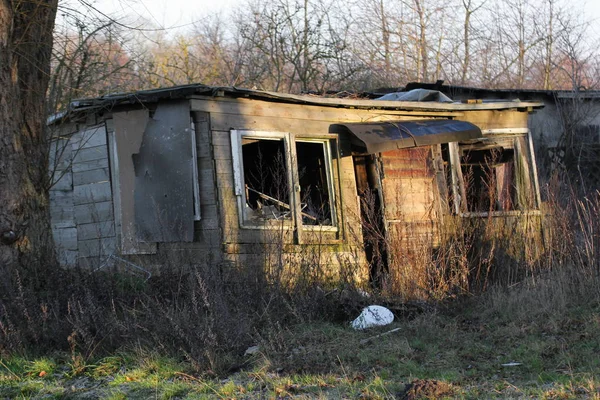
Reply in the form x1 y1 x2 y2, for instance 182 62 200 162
231 129 338 231
190 119 201 221
293 137 338 231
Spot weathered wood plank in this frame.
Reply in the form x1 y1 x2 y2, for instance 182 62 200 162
70 125 107 149
78 221 116 241
50 202 75 227
212 144 232 160
73 168 110 186
190 97 462 123
78 237 117 258
216 173 235 189
72 158 109 173
198 217 219 230
74 201 114 224
72 145 108 164
73 182 112 205
52 227 78 251
50 169 73 191
49 139 73 171
209 113 333 134
214 159 233 175
57 249 78 266
211 133 231 147
197 157 214 171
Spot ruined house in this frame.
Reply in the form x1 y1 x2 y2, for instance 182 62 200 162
48 84 543 284
404 82 600 187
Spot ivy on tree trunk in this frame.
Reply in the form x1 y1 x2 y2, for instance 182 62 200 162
0 0 58 276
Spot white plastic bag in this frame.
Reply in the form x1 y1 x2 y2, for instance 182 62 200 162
351 305 394 330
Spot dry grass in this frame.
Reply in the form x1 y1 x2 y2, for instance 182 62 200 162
1 180 600 398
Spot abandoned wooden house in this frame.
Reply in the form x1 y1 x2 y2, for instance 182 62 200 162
48 84 543 284
404 81 600 187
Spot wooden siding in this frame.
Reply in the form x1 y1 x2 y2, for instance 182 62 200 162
380 147 441 252
49 124 116 266
48 96 535 287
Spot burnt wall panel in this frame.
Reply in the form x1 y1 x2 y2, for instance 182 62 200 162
133 101 194 242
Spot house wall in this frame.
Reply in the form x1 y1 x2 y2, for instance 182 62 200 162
48 122 116 266
381 147 442 251
49 96 538 287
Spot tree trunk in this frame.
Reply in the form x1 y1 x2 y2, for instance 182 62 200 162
0 0 58 277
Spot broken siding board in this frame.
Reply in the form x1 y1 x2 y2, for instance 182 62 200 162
73 182 112 205
77 221 116 241
112 109 158 255
74 201 114 224
73 168 110 186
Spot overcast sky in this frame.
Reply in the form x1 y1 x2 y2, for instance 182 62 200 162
89 0 600 27
64 0 600 38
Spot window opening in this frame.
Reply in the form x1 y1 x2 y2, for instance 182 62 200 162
460 147 515 212
296 141 334 226
242 137 291 222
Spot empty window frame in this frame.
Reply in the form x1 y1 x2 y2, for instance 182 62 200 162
231 130 337 228
444 135 537 215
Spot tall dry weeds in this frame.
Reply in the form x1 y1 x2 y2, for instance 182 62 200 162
1 176 599 372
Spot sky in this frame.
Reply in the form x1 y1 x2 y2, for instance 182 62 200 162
64 0 600 37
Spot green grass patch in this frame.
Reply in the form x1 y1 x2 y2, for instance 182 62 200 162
1 295 600 399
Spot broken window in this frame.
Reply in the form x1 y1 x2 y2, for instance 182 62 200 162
242 137 292 222
296 141 334 226
461 147 516 212
443 135 537 215
231 130 336 228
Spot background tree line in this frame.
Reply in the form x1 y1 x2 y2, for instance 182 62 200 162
48 0 599 112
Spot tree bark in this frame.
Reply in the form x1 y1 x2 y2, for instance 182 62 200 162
0 0 58 276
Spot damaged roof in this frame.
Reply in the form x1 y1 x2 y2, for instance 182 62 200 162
331 120 482 154
52 84 544 124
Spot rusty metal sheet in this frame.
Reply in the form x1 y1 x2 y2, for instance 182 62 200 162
330 120 482 154
132 101 194 242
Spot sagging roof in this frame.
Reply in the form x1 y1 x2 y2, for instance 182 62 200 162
51 83 544 124
330 120 482 154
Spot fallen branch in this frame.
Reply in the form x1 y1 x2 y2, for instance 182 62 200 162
359 327 401 345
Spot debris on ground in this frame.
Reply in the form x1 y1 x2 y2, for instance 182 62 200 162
244 345 260 356
398 379 454 400
351 305 394 330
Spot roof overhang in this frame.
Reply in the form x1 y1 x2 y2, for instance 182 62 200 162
330 119 482 154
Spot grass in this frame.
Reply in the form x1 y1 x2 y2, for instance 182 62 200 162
2 287 599 399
